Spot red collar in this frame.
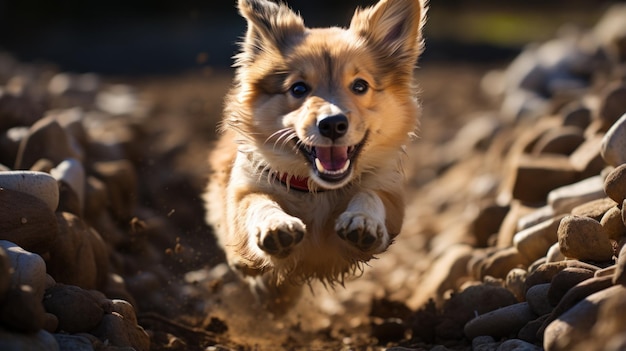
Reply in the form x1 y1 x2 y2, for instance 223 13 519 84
276 173 324 193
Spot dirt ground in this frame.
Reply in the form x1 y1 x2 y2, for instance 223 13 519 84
125 61 500 350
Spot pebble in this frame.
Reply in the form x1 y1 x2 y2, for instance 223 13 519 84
464 302 537 339
0 246 9 300
53 334 95 351
531 125 584 156
0 170 59 212
543 284 626 351
0 284 46 332
471 203 510 247
547 267 595 305
597 83 626 132
513 215 564 262
480 247 530 279
43 284 105 333
614 244 626 285
91 312 150 351
603 164 626 203
557 215 614 261
545 242 565 263
505 268 528 301
0 240 47 301
526 283 553 316
568 134 605 178
0 187 59 254
91 160 138 221
14 115 80 170
600 205 626 240
509 154 579 203
0 329 59 351
497 339 542 351
547 175 605 214
524 260 599 292
50 158 85 216
570 197 617 221
601 113 626 167
47 212 109 290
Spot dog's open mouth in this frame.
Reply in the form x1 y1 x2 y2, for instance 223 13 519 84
298 134 367 185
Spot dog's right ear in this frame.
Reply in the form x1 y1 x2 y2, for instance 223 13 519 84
237 0 306 62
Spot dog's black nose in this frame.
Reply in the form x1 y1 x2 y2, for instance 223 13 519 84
318 114 349 141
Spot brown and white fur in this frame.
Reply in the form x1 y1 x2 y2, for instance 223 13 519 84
204 0 425 307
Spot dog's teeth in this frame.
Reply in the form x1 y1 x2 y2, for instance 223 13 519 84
315 159 351 175
315 158 326 173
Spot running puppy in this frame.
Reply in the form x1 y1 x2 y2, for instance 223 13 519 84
205 0 425 304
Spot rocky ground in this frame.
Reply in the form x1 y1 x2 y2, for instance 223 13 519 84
1 4 626 351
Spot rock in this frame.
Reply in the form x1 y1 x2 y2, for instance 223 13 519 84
47 212 108 290
472 335 497 351
480 247 530 279
557 215 614 261
505 268 528 301
547 175 605 214
464 302 537 339
371 318 406 344
543 284 626 351
517 205 555 232
0 188 59 254
570 197 617 221
0 284 46 332
603 164 626 203
0 246 10 300
50 158 85 216
518 314 549 344
513 215 564 262
560 104 591 130
407 245 473 309
43 284 105 333
614 244 626 285
0 240 47 300
547 267 596 305
496 201 537 248
601 113 626 167
531 126 584 156
91 312 150 351
600 205 626 241
91 160 137 221
53 334 95 351
84 176 108 221
546 242 565 263
526 283 553 316
497 339 542 351
508 153 579 204
14 115 80 170
597 83 626 132
525 260 599 292
0 170 59 212
569 134 605 178
471 203 510 247
0 329 59 351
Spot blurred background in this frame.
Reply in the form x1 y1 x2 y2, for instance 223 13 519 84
0 0 622 75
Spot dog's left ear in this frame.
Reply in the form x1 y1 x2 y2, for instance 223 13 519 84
350 0 426 70
237 0 306 61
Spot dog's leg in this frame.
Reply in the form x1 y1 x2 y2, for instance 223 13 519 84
239 194 306 258
335 190 392 253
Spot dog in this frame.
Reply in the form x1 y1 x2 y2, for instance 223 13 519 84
204 0 425 309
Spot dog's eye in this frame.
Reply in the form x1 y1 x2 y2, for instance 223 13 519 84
289 82 309 98
351 79 369 95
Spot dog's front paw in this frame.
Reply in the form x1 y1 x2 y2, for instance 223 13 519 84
336 212 388 252
255 215 305 258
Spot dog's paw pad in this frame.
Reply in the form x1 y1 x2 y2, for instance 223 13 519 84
343 229 377 250
336 212 387 252
257 219 305 257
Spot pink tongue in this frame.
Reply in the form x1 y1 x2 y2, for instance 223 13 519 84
316 146 348 171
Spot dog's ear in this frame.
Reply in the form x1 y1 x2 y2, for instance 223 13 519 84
237 0 306 61
350 0 426 69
